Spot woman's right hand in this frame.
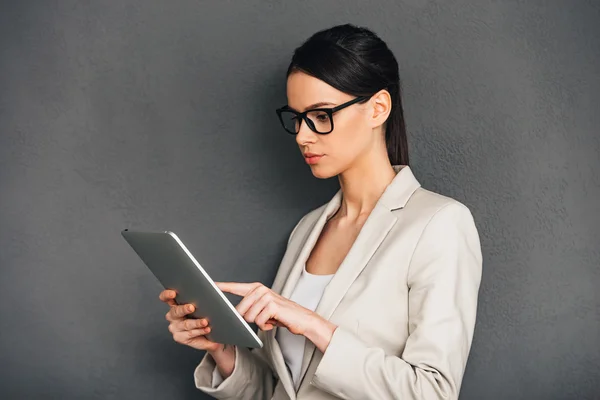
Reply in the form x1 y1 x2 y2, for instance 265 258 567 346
159 289 224 353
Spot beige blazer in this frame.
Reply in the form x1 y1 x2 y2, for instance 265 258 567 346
193 165 483 400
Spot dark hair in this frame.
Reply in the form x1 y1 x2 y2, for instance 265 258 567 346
286 23 409 166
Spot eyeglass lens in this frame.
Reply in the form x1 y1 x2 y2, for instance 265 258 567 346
279 110 332 134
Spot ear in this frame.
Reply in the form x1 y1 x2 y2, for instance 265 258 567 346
369 89 392 129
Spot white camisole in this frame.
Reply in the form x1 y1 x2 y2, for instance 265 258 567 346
275 263 334 390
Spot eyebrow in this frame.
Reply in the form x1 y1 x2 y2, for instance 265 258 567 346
304 101 336 111
287 101 336 112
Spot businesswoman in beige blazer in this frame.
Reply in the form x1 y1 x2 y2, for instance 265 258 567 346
159 23 482 400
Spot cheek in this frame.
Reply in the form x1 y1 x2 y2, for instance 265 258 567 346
311 124 369 178
310 115 371 178
330 118 370 158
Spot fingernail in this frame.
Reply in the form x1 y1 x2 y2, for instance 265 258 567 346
187 305 193 312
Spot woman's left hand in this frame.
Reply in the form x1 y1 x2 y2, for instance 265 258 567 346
215 281 317 335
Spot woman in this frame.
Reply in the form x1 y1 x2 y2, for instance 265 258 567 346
159 23 482 400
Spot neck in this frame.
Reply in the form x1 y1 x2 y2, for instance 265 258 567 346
334 151 397 222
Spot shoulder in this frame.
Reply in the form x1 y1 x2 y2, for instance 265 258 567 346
393 187 482 264
404 188 483 287
403 187 482 269
406 186 471 214
401 186 477 228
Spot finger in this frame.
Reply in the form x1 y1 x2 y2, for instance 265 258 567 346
166 303 195 321
216 281 260 297
170 318 209 333
242 289 273 324
173 327 211 343
261 319 281 331
159 289 178 305
254 302 277 330
236 285 270 317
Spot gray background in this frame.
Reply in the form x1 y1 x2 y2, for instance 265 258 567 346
1 1 599 399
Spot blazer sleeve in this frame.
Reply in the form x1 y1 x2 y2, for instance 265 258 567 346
193 344 276 399
310 202 483 400
193 215 308 399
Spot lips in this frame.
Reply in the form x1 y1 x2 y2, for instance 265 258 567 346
303 152 323 158
303 153 324 165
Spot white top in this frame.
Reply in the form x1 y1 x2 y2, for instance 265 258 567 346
276 263 334 390
211 263 334 390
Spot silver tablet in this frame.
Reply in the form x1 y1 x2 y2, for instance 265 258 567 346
121 229 263 348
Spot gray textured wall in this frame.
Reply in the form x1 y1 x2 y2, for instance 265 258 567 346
1 1 599 399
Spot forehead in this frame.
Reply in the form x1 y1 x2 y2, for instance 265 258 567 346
286 72 344 110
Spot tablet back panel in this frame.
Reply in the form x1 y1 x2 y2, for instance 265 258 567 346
121 229 262 348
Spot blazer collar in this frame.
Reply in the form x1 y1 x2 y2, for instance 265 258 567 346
266 164 420 398
378 164 422 210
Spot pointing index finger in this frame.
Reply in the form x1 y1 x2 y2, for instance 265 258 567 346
216 282 257 297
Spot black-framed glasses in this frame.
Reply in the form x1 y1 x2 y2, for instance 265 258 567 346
275 95 370 135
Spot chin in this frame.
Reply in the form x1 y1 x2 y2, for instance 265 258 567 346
309 164 338 179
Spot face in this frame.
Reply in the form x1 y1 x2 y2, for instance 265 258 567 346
285 71 391 179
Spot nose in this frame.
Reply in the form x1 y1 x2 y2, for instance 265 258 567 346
295 118 317 146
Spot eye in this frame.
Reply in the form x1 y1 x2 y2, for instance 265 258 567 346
315 113 329 122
